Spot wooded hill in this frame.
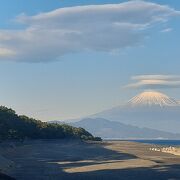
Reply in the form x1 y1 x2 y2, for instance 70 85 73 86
0 106 101 141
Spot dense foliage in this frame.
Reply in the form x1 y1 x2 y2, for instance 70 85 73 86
0 106 101 141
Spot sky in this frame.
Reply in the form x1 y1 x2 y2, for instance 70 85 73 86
0 0 180 121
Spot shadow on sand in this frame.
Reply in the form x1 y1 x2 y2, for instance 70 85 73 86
3 140 180 180
67 164 180 180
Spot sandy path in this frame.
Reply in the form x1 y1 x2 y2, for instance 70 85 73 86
1 140 180 180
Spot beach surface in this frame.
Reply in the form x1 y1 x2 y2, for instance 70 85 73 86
0 140 180 180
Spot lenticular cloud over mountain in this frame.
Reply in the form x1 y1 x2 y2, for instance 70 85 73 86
125 75 180 89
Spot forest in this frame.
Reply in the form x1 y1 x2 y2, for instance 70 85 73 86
0 106 101 141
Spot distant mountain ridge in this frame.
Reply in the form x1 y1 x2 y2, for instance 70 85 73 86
53 91 180 136
70 118 180 139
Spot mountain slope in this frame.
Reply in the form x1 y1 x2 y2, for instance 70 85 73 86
91 91 180 133
71 118 180 139
127 91 178 107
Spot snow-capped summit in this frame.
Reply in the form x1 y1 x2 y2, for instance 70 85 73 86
127 90 179 107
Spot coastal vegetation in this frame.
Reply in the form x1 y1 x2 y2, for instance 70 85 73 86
0 106 101 141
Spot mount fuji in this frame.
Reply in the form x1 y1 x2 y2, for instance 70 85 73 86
91 91 180 133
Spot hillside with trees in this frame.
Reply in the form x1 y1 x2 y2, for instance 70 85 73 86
0 106 101 141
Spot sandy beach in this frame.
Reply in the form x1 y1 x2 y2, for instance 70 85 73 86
0 140 180 180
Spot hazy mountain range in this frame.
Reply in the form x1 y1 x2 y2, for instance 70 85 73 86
70 118 180 139
51 91 180 139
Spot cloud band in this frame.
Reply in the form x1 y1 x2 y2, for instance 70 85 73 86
0 1 179 62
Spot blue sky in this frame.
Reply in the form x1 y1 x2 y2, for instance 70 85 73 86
0 0 180 121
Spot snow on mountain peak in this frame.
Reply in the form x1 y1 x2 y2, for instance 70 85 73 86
127 90 179 107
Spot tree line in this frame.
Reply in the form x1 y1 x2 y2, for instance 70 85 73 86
0 106 101 141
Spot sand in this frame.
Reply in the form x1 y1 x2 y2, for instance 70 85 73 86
0 140 180 180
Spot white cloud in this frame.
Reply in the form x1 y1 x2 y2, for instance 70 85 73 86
0 0 180 62
161 28 173 33
125 75 180 89
0 48 16 57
